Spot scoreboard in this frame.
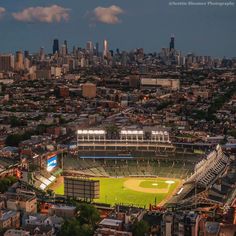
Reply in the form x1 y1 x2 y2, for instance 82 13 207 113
64 177 100 200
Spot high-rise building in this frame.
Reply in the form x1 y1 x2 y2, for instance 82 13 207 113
72 46 77 56
24 57 30 70
95 42 99 56
103 39 109 58
53 39 59 54
169 36 175 51
86 41 93 54
15 51 24 71
64 40 68 55
39 47 45 61
24 50 29 59
60 44 67 57
0 54 14 72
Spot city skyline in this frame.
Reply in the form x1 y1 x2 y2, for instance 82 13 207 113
0 0 235 57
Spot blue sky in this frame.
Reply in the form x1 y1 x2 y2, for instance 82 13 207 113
0 0 235 57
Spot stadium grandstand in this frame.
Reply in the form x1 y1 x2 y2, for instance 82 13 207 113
76 127 172 152
168 145 236 209
62 156 195 179
74 127 207 160
63 127 200 180
30 169 60 190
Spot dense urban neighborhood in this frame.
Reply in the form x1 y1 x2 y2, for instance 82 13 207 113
0 35 235 236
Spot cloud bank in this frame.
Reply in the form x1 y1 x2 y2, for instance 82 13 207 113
12 5 70 23
92 5 124 24
0 7 6 18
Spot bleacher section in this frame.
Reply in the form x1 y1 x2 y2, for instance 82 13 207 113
63 156 194 179
32 171 57 191
169 145 236 209
187 146 230 187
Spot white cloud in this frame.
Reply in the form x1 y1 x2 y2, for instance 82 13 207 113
12 5 70 23
0 7 6 18
92 5 124 24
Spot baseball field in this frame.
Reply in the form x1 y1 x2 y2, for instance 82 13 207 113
52 177 181 207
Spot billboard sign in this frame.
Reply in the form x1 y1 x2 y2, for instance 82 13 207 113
47 154 57 172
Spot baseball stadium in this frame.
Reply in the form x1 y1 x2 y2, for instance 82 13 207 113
35 127 235 210
47 127 197 208
51 171 182 207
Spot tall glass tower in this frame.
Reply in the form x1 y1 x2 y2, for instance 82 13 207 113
53 39 59 54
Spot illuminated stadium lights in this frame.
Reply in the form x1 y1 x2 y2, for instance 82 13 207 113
77 129 106 145
77 129 106 135
151 131 169 135
121 130 144 135
151 130 170 143
151 131 159 135
77 128 171 145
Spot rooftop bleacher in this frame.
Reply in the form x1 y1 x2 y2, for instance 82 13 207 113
185 145 230 187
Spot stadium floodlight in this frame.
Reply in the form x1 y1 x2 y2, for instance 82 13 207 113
152 131 160 135
96 130 105 134
78 129 106 135
94 130 105 135
121 130 143 135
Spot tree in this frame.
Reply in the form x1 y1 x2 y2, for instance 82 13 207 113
228 129 236 138
77 203 100 227
0 176 17 193
105 124 120 139
59 203 99 236
5 130 35 146
132 220 149 236
59 219 93 236
59 219 81 236
10 116 26 127
5 134 22 146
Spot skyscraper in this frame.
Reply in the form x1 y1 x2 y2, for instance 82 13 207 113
86 41 93 54
0 54 14 72
64 40 68 55
103 39 109 58
53 39 59 54
39 47 45 61
24 51 29 59
95 42 99 56
15 51 24 71
169 36 175 51
60 44 67 57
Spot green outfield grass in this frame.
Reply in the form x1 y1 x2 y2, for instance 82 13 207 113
53 177 180 207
